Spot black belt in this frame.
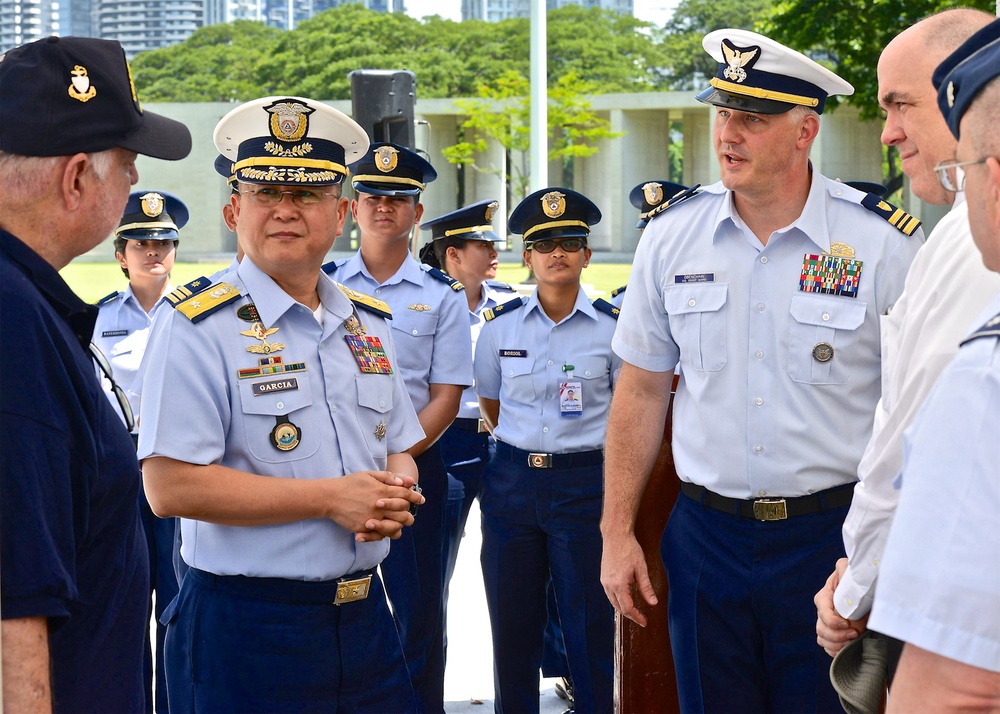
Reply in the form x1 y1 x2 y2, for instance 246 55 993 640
188 566 376 605
452 417 487 433
494 440 603 469
680 481 855 521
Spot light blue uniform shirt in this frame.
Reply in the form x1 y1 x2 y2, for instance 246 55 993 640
458 281 518 419
93 285 171 430
475 288 620 453
869 292 1000 672
329 254 473 414
137 258 424 581
613 173 922 498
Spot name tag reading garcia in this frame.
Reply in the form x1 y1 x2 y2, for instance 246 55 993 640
251 377 299 396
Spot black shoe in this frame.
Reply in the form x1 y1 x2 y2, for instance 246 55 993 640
554 676 574 705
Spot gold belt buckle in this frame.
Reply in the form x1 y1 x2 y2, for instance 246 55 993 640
477 418 488 434
528 452 552 468
753 498 788 521
334 574 372 605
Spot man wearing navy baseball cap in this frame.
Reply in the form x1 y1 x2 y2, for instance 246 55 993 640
0 36 191 712
866 17 1000 711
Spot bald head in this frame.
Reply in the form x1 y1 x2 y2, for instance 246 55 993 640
878 8 993 205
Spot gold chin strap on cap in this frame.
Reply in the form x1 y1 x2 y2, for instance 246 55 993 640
233 156 348 174
522 220 589 241
351 174 426 191
445 224 494 237
710 77 820 108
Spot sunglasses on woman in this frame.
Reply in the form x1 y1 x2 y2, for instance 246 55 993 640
526 238 586 253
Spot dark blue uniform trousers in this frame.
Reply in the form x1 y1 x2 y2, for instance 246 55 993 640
480 456 613 714
162 567 415 713
662 490 850 714
381 445 448 713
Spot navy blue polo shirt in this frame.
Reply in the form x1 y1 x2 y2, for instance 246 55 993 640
1 229 148 712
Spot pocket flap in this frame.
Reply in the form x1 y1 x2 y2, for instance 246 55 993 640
790 294 867 330
238 377 313 415
356 374 393 413
664 283 729 314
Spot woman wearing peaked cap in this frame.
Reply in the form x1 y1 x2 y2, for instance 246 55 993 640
475 187 619 714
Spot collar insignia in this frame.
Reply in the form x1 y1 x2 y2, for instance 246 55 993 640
68 65 97 103
140 192 164 217
541 191 566 218
721 39 760 84
265 99 313 143
375 145 399 173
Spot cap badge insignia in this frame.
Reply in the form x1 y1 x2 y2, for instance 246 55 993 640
265 99 313 143
947 81 956 108
542 191 566 219
140 192 164 217
68 65 97 103
721 40 760 84
485 200 499 222
374 421 387 441
642 182 664 206
375 146 399 173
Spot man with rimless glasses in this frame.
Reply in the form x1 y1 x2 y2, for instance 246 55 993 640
136 96 425 712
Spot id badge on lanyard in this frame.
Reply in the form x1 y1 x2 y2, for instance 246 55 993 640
559 364 582 417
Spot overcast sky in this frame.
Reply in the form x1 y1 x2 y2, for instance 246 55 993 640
403 0 681 26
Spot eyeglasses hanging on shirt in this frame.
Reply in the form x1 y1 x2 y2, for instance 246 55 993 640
90 343 136 433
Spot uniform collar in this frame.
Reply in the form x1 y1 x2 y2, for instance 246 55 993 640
524 286 598 323
340 250 423 287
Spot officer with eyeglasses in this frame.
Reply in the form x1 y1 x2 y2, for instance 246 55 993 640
474 187 618 714
136 96 425 712
324 143 473 713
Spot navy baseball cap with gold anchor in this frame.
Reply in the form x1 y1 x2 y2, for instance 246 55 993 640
696 29 853 115
350 143 437 197
508 187 601 244
933 17 1000 139
115 190 189 240
0 36 191 159
214 95 369 186
629 180 688 229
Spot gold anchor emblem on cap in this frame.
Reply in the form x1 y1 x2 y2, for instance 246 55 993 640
68 65 97 103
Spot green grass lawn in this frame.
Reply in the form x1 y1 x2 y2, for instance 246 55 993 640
61 260 635 304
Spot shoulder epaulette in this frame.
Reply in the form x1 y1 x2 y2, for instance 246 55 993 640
860 194 922 237
166 276 212 306
321 258 347 276
483 297 525 321
172 282 242 323
646 184 703 223
593 298 620 320
960 311 1000 347
336 283 392 320
486 279 516 292
95 291 120 307
610 284 627 298
423 264 465 291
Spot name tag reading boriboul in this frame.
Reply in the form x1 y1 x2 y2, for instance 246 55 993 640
252 378 299 396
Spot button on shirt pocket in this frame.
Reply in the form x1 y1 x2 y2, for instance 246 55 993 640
391 311 439 374
239 378 317 462
356 374 393 464
663 283 729 372
787 294 867 385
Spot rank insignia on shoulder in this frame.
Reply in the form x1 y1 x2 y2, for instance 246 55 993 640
166 276 212 306
95 291 120 307
173 282 241 323
860 194 922 236
336 283 392 320
645 184 702 223
483 297 526 321
960 311 1000 346
423 264 465 291
321 258 347 276
610 285 627 298
592 298 620 320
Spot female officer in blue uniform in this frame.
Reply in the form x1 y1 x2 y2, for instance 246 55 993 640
475 188 619 714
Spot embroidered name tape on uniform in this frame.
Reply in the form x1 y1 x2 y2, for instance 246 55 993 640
101 329 129 338
252 378 299 396
675 273 715 283
173 282 241 322
238 356 306 379
499 349 528 358
799 254 862 298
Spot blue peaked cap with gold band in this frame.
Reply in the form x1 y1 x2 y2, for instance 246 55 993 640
629 180 688 229
350 143 437 197
933 17 1000 139
508 187 601 243
697 29 853 115
214 95 369 186
421 199 505 243
214 154 236 186
115 190 188 240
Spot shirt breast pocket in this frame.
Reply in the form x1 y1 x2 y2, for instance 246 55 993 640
786 294 867 385
239 378 319 462
574 356 609 384
356 374 393 462
391 312 439 373
663 283 728 372
500 355 536 403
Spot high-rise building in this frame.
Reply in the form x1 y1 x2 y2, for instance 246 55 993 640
204 0 403 31
463 0 632 22
1 0 94 50
96 0 204 57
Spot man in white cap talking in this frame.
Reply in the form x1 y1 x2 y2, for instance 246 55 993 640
600 29 923 712
137 96 425 712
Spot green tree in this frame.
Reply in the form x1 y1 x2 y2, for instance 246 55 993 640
441 71 623 201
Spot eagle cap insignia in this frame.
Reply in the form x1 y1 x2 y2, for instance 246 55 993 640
140 192 164 217
68 65 97 102
541 191 566 219
721 39 760 84
485 200 499 222
642 182 664 206
265 99 314 143
374 145 399 173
